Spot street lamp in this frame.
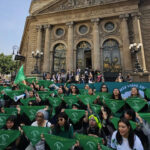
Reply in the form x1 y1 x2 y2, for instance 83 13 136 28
129 43 143 72
31 50 43 74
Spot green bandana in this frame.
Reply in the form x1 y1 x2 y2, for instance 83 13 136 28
5 90 25 100
37 91 53 100
48 97 62 108
90 104 101 114
44 134 76 150
0 114 10 128
139 113 150 124
20 97 36 106
4 108 18 116
75 133 103 150
110 117 137 130
104 99 125 114
96 92 112 101
78 95 97 105
25 77 36 84
144 88 150 99
14 65 26 84
18 83 32 91
65 109 85 124
22 126 51 146
37 80 53 88
0 130 20 150
63 95 78 107
126 98 147 112
79 89 88 95
20 106 46 121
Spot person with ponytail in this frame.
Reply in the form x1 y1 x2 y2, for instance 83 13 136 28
111 118 143 150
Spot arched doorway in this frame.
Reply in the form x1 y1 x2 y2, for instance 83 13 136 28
53 43 66 72
77 41 92 70
103 39 122 81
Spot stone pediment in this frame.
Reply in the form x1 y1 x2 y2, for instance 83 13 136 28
34 0 128 15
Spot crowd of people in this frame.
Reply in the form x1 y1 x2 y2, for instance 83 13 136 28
0 72 149 150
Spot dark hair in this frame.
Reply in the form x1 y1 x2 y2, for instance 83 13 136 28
100 84 108 92
4 116 17 130
131 87 140 97
112 88 122 100
100 105 112 121
55 112 69 133
116 118 134 149
70 85 79 94
124 109 136 122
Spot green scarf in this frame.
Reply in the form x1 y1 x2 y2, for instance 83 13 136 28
139 113 150 124
0 114 10 128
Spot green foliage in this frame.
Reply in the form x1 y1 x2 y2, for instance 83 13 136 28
0 53 19 75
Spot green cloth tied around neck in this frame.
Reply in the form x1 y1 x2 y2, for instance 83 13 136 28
104 99 125 114
90 104 101 114
110 117 137 130
0 130 20 150
4 108 18 115
0 114 10 128
78 95 97 105
14 65 26 84
139 113 150 124
22 126 50 146
126 97 147 112
20 106 46 121
44 134 76 150
20 97 36 106
65 109 85 124
75 133 103 150
63 95 78 107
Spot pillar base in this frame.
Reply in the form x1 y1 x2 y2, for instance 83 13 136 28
131 72 150 82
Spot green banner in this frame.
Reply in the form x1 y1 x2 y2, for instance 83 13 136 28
75 133 103 150
0 114 10 128
44 134 76 150
22 126 50 146
65 109 85 124
20 106 46 121
126 98 147 112
0 130 20 150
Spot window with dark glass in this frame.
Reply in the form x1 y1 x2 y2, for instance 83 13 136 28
105 22 115 31
56 28 64 36
79 25 88 34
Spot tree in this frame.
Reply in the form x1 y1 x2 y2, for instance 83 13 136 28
0 53 20 75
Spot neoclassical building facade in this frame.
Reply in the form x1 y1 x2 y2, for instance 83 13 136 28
20 0 150 81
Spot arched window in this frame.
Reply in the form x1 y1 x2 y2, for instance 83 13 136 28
103 39 121 73
77 41 92 69
53 43 66 72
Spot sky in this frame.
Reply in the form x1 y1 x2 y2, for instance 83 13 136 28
0 0 31 55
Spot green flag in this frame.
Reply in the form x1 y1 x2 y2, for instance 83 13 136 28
20 106 46 121
0 114 10 128
104 99 125 114
90 104 101 114
75 133 103 150
14 65 26 84
48 97 62 108
0 130 20 150
5 90 25 100
79 89 88 95
63 95 78 107
37 91 53 100
18 83 32 91
37 80 53 88
139 113 150 124
110 117 137 130
22 126 51 146
65 109 85 124
126 98 147 112
78 95 97 105
25 77 36 84
4 108 18 116
144 88 150 99
20 97 36 106
44 134 76 150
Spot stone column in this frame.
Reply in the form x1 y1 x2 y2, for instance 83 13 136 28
43 24 51 72
36 25 42 51
49 51 54 74
73 49 77 71
119 14 132 72
131 12 147 72
91 18 101 71
66 22 74 72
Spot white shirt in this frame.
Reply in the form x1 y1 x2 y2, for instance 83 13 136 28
111 131 144 150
